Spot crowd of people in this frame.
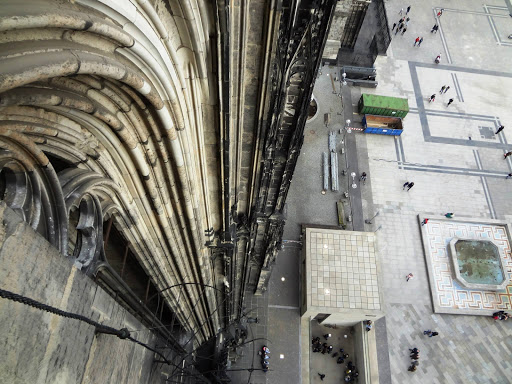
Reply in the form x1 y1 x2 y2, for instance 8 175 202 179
313 333 360 382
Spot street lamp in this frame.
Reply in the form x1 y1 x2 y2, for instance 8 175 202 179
365 210 380 224
350 172 357 189
340 120 352 143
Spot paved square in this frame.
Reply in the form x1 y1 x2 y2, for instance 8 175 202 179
359 0 512 382
420 217 512 314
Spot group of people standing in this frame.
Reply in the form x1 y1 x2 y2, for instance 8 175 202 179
313 333 359 381
392 5 412 36
408 348 420 372
492 311 510 321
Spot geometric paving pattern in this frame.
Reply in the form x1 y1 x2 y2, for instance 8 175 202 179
307 229 381 311
422 219 512 314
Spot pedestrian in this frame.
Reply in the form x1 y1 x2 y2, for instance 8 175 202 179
392 22 397 31
399 7 404 16
444 212 454 218
318 373 326 381
395 26 400 35
408 364 417 372
403 181 410 190
421 218 428 226
411 360 419 367
409 348 419 353
437 9 443 18
405 17 410 26
440 85 446 93
337 356 344 364
414 36 420 46
406 5 411 14
399 23 404 31
418 37 423 47
360 172 367 182
411 354 420 360
496 125 505 135
332 352 339 358
406 182 414 191
431 24 438 33
430 331 439 337
365 320 373 332
323 333 331 340
429 94 436 102
401 27 407 35
506 173 512 179
447 98 454 107
423 330 432 336
406 273 414 281
443 86 450 94
504 151 512 159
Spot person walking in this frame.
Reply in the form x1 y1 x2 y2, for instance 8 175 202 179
323 333 331 340
496 125 505 135
406 5 411 14
318 373 326 381
440 85 446 93
414 36 420 46
447 98 454 107
405 17 410 27
399 7 404 16
421 218 428 226
360 172 367 183
395 25 401 35
443 86 450 94
409 348 419 353
431 24 439 33
429 94 436 102
445 212 454 218
506 173 512 179
392 22 397 31
418 37 423 47
365 320 373 332
406 182 414 191
423 330 432 336
401 27 407 35
408 364 417 372
403 181 410 190
406 273 414 282
437 9 443 18
504 151 512 159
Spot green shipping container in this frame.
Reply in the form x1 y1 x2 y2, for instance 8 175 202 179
358 94 409 118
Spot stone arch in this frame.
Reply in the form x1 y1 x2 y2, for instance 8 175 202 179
0 0 220 342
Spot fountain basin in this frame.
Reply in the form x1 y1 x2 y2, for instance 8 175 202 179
449 238 508 291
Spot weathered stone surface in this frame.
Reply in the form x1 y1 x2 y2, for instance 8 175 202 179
0 203 163 384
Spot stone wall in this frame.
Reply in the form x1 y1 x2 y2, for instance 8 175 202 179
0 203 168 384
323 0 354 59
